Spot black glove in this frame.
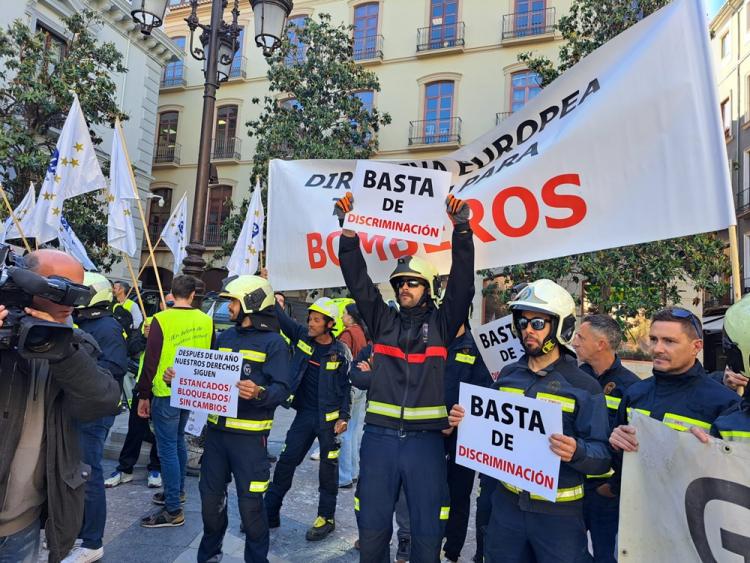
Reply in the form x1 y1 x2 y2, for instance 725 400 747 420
334 192 353 227
446 194 470 225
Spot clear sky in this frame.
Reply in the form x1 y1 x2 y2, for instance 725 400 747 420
705 0 725 19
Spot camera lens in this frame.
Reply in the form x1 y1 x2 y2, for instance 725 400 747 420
25 325 55 353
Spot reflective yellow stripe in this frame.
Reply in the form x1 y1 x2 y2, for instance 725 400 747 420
224 418 274 432
325 410 340 422
327 449 340 459
366 401 448 420
661 413 711 431
536 393 576 413
455 353 476 365
218 347 232 352
503 482 584 502
719 430 750 442
440 506 450 520
249 480 269 493
587 469 615 479
297 340 313 355
605 396 621 410
627 408 651 422
207 414 219 424
325 361 340 370
241 349 267 362
354 497 360 511
499 387 524 394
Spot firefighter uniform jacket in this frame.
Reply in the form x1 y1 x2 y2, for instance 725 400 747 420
338 227 475 432
612 361 740 492
276 304 352 425
208 325 291 435
444 330 493 411
710 397 750 443
495 354 611 515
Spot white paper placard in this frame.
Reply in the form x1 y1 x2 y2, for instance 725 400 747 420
171 347 242 418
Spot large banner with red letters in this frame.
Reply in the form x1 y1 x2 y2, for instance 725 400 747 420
267 0 734 291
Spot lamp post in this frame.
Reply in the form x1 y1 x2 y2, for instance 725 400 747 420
132 0 292 289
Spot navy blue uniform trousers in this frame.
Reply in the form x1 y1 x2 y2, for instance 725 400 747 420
198 428 270 563
265 409 340 519
356 426 449 563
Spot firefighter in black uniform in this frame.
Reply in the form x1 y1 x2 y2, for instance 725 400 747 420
194 275 291 563
264 297 351 541
334 192 475 562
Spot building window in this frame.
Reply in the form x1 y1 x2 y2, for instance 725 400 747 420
510 70 541 112
36 24 66 74
285 16 307 66
721 32 730 59
205 185 232 246
513 0 546 36
721 97 731 138
155 111 179 162
162 36 185 87
355 90 374 112
429 0 459 48
423 81 454 143
148 188 173 242
281 97 301 110
214 105 238 158
230 28 245 78
353 3 379 60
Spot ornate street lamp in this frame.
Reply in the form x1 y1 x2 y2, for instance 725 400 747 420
250 0 294 57
131 0 170 35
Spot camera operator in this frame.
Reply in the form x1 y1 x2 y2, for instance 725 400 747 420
0 250 121 563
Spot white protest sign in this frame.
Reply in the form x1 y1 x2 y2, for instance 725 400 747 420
619 413 750 562
347 160 451 245
472 314 524 381
171 347 241 418
185 410 208 437
456 382 562 501
267 0 735 291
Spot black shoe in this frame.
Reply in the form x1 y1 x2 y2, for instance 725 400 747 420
152 491 186 505
395 537 410 562
305 516 335 541
140 508 185 528
339 481 353 489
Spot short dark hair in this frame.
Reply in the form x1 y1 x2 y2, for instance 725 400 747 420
581 314 622 350
114 280 131 292
651 307 702 339
171 275 198 299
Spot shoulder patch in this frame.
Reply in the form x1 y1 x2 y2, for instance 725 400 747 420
603 381 616 395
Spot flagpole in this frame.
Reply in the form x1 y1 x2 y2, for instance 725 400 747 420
136 236 162 279
123 253 147 319
0 184 32 254
115 120 166 309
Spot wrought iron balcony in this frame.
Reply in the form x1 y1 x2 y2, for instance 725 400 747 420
153 142 181 165
496 112 511 125
353 34 384 61
409 117 462 146
204 224 227 247
160 72 186 89
211 137 241 160
416 22 465 52
502 8 556 41
736 188 750 214
228 56 247 79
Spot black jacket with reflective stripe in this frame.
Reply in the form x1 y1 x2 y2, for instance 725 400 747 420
444 330 492 411
276 304 352 424
338 226 475 432
494 354 611 515
711 398 750 442
210 325 291 435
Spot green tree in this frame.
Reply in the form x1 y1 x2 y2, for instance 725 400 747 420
213 13 391 263
0 10 126 270
484 0 730 323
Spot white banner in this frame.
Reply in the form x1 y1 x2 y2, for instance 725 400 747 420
619 414 750 561
455 383 562 501
267 0 734 291
472 314 524 381
347 160 451 244
171 347 241 418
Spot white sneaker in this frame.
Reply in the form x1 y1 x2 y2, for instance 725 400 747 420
104 471 133 488
61 545 103 563
147 471 162 488
309 451 320 461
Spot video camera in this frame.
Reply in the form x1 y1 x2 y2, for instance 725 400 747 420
0 244 93 361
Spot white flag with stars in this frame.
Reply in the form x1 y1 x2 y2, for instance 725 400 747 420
161 193 188 275
226 184 265 277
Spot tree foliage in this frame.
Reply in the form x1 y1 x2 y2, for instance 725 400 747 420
485 0 731 322
0 10 126 270
214 13 391 263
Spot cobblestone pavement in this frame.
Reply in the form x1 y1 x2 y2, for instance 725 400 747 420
42 407 479 562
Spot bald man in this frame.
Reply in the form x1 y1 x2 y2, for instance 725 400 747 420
0 250 120 563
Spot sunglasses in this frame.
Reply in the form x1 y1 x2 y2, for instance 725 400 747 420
516 317 549 331
670 307 702 338
396 278 424 289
